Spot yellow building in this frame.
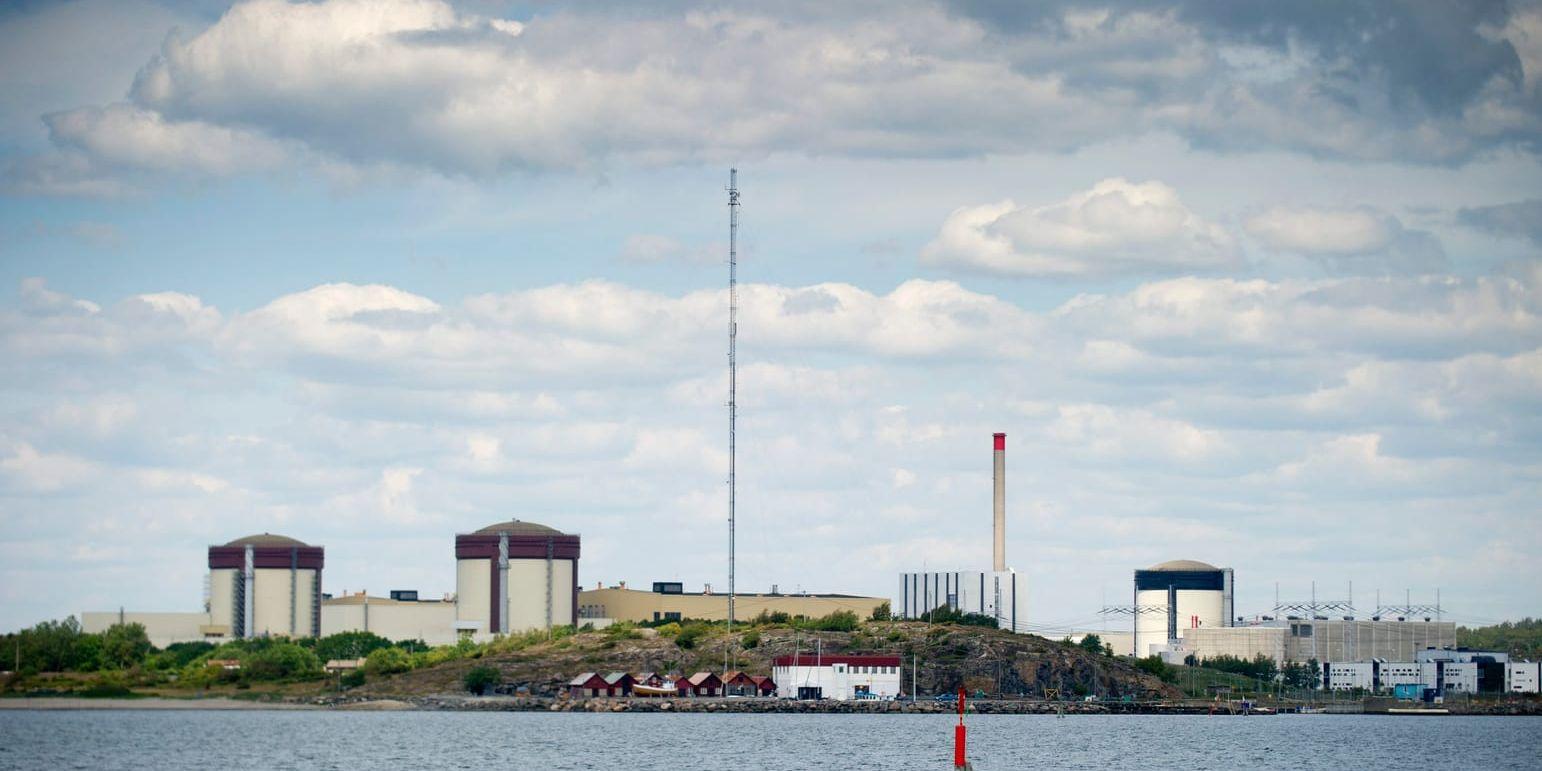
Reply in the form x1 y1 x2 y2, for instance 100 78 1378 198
578 583 887 624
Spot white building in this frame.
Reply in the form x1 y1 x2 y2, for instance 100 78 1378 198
1131 560 1235 657
1324 661 1375 691
895 570 1025 632
773 654 903 701
1377 661 1426 690
1506 662 1540 693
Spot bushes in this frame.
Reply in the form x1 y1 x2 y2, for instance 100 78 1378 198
603 623 643 641
340 670 366 688
869 602 891 622
921 606 999 628
674 624 710 650
364 646 412 676
315 631 396 662
464 666 500 696
244 643 322 681
740 629 760 649
1134 655 1176 683
1201 653 1278 681
807 611 859 632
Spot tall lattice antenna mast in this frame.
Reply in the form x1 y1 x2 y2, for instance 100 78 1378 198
727 168 740 648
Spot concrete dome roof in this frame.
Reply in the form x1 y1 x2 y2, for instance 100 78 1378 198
472 519 566 537
224 533 310 548
1147 559 1220 571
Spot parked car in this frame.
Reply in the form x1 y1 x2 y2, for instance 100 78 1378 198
933 692 957 702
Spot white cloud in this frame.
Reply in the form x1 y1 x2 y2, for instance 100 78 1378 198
10 0 1535 194
2 265 1540 629
1245 205 1445 273
922 178 1237 277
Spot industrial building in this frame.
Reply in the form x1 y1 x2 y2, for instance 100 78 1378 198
82 520 581 647
1131 559 1235 658
453 520 580 636
1508 661 1541 693
893 433 1025 632
1320 650 1529 695
83 532 325 645
1178 618 1457 666
578 582 886 624
773 654 903 700
320 591 459 646
208 533 324 639
895 571 1023 630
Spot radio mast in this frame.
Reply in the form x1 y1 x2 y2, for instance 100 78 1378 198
727 169 740 646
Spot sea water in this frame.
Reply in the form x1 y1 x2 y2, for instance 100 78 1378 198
1 710 1539 770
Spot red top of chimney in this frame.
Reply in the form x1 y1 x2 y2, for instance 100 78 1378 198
993 433 1006 451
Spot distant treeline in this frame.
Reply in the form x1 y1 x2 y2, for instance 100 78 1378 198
1457 618 1542 659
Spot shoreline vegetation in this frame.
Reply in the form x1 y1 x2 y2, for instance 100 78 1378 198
4 612 1539 716
4 694 1540 716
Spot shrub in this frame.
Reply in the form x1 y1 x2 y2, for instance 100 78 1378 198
1133 655 1176 683
243 643 322 681
752 610 791 626
655 622 682 638
464 666 500 695
741 629 760 649
674 624 710 650
604 622 643 641
364 646 412 676
315 631 396 662
869 602 891 622
150 641 215 671
340 670 366 688
808 611 858 632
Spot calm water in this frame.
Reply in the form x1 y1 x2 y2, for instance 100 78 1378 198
2 710 1540 770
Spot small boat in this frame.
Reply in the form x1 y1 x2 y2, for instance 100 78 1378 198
632 681 678 697
1296 706 1326 714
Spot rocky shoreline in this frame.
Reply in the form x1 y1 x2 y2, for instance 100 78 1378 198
301 694 1542 716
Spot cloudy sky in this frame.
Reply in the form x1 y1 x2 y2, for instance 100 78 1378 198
2 0 1540 635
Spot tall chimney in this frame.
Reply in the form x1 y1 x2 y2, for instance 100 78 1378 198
993 432 1006 572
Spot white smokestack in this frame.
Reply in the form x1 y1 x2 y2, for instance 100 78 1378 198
993 432 1005 572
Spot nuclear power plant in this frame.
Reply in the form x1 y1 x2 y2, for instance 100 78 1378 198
82 520 582 647
207 533 325 639
894 432 1025 631
1130 559 1236 658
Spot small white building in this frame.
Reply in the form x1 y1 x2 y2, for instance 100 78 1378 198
773 655 902 701
895 571 1024 632
1377 661 1425 690
1324 661 1375 691
1506 661 1540 693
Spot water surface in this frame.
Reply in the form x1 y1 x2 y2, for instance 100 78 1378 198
2 710 1539 770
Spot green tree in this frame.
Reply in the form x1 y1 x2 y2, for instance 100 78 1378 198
100 623 152 670
464 665 500 695
1078 634 1104 656
1134 655 1176 683
314 631 395 662
364 646 412 676
869 602 892 622
243 643 322 681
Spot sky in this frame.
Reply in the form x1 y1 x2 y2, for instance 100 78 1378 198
1 0 1540 635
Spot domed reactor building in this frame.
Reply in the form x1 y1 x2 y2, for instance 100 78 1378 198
455 520 580 636
207 533 324 639
1132 559 1234 657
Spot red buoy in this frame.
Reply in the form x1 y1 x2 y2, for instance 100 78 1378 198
954 686 968 768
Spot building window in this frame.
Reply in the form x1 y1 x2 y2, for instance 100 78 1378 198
664 612 681 621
